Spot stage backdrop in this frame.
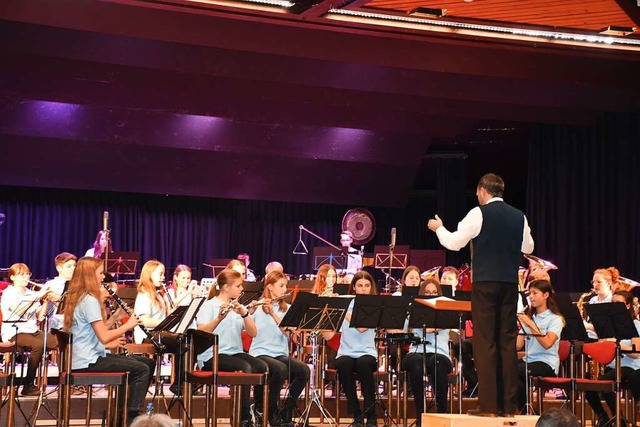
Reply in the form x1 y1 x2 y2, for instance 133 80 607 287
0 186 450 280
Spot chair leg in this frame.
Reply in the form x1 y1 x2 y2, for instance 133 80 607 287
212 383 218 427
122 381 130 427
335 376 340 424
262 377 269 427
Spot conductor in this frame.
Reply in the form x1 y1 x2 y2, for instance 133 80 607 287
427 173 534 417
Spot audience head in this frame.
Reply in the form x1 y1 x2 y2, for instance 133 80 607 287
129 413 177 427
535 408 579 427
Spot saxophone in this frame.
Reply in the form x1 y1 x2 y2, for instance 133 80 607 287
577 290 595 320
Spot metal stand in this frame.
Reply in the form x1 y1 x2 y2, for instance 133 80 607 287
296 332 338 427
27 315 60 426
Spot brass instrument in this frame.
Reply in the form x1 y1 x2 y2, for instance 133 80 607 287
617 277 640 318
102 283 164 351
577 290 596 320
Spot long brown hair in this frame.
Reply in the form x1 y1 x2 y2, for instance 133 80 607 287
263 271 288 312
91 230 112 259
347 271 378 295
208 268 243 299
312 264 336 295
138 260 165 311
528 279 565 326
63 257 106 331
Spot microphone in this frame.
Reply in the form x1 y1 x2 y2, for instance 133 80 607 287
103 211 109 231
390 227 396 248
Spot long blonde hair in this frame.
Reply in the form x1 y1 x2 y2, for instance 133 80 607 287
63 257 106 331
138 260 165 310
208 269 243 299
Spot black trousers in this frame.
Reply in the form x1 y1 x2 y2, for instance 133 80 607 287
402 352 452 414
472 281 518 414
255 355 310 415
451 338 476 389
335 355 377 422
585 367 635 418
10 331 58 385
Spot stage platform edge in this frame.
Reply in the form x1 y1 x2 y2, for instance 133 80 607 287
422 413 539 427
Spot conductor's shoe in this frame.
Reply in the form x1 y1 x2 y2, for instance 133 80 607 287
467 409 498 417
21 385 40 396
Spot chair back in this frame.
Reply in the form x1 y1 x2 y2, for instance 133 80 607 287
51 328 72 374
187 329 219 372
583 341 616 365
558 340 571 362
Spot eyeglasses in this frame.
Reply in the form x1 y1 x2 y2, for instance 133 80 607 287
18 273 32 278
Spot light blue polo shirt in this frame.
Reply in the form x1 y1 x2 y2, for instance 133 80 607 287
609 319 640 370
196 297 244 367
71 294 107 370
249 303 290 358
336 300 377 359
521 309 564 374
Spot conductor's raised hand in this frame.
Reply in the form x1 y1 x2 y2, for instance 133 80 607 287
427 214 443 232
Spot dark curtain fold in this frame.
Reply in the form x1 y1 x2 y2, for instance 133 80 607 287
436 157 469 267
526 112 640 292
0 187 438 280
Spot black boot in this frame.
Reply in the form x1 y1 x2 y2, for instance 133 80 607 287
280 397 297 425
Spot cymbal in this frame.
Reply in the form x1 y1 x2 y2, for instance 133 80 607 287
523 254 558 271
618 276 640 288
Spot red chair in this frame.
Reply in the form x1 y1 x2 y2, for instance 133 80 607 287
575 341 630 427
535 340 576 414
52 329 130 427
183 329 268 427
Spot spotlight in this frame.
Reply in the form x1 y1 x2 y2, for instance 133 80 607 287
409 7 446 18
598 26 636 36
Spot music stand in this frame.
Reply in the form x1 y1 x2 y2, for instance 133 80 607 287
351 295 410 427
409 297 460 417
555 293 589 342
150 298 205 415
105 252 139 277
206 259 233 277
312 246 346 271
280 293 351 427
238 282 263 307
334 284 349 296
586 302 638 427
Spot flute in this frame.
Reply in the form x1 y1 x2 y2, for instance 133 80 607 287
102 283 165 352
247 291 293 308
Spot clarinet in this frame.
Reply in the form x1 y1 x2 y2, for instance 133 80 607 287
102 283 165 352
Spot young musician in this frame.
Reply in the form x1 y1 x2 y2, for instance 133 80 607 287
133 260 182 394
1 263 58 396
392 265 421 296
85 230 111 258
311 264 337 296
63 257 155 423
323 271 378 427
338 231 362 275
196 269 268 427
44 252 77 331
584 290 640 427
249 271 310 426
237 253 257 281
169 264 198 307
516 280 564 413
583 267 617 340
402 279 453 418
227 259 248 280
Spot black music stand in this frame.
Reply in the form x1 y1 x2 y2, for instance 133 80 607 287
408 297 459 417
150 298 205 415
586 302 638 427
334 284 349 296
105 251 139 278
238 282 263 306
3 297 44 426
555 293 589 342
351 295 410 427
280 293 351 427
